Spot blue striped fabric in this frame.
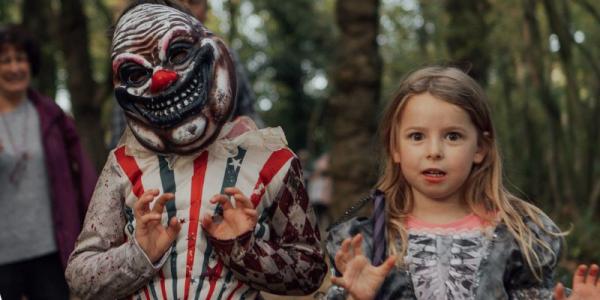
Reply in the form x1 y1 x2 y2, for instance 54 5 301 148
371 189 386 267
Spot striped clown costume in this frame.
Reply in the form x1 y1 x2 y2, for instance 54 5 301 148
65 2 326 299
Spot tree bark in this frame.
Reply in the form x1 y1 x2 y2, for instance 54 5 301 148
21 0 58 98
58 0 106 171
444 0 492 85
520 0 588 215
329 0 381 219
256 0 331 151
542 0 590 208
227 0 238 44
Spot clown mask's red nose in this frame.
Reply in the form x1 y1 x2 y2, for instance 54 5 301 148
150 69 179 93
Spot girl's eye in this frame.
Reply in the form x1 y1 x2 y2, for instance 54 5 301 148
168 41 193 65
119 63 151 86
446 132 462 141
408 132 424 141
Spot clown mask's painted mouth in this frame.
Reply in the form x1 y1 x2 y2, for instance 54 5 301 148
115 48 213 128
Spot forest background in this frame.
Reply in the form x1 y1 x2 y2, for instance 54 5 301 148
2 0 600 294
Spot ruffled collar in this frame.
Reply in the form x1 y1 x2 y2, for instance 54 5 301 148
116 117 288 167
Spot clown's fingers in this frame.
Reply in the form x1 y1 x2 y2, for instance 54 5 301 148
138 212 162 227
166 217 182 240
151 193 175 214
210 194 233 210
243 208 258 220
232 192 253 209
134 189 159 219
201 213 216 234
223 187 243 196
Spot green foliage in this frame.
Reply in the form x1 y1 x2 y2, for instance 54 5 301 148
0 0 21 23
6 0 599 270
230 0 334 153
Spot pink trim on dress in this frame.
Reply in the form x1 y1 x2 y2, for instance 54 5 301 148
406 213 491 231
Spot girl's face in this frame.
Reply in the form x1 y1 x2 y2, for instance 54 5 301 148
0 45 31 100
392 92 486 205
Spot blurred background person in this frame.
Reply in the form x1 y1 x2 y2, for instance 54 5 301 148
108 0 262 149
307 152 333 235
0 24 96 300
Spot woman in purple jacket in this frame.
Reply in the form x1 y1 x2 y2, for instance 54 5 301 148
0 24 96 300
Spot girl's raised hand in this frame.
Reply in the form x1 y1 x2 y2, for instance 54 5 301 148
201 187 258 240
331 234 396 300
134 189 182 263
554 264 600 300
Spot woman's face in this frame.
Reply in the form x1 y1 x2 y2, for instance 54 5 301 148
0 45 31 99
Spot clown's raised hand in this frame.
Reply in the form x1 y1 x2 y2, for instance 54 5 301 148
134 189 182 263
555 264 600 300
201 187 258 240
331 234 397 300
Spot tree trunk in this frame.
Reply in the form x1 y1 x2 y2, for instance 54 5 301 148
521 0 578 214
444 0 492 85
329 0 381 219
227 0 238 44
58 0 106 171
256 0 329 151
542 0 582 183
21 0 58 98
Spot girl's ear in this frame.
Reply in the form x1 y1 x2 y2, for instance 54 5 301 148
391 140 402 163
392 151 401 163
473 141 488 164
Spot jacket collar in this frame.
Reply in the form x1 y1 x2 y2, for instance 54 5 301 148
27 89 63 134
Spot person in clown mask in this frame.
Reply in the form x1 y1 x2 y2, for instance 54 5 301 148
107 0 262 150
65 1 326 299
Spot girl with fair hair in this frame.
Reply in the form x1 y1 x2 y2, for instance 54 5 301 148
326 66 599 300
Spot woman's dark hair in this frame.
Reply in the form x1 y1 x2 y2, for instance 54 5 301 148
109 0 193 40
0 23 41 76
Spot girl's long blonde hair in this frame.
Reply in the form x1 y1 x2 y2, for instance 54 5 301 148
378 66 561 279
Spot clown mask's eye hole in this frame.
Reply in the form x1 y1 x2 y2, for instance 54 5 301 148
168 41 193 65
119 63 151 86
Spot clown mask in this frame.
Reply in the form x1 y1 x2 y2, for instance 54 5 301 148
111 4 236 154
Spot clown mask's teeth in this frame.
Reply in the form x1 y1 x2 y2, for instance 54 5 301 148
141 72 205 120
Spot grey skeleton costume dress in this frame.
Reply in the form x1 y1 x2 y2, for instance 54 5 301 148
325 192 563 300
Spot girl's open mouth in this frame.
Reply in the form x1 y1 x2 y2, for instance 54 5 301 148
422 169 446 183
